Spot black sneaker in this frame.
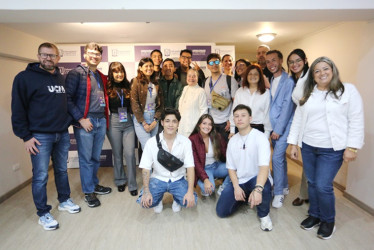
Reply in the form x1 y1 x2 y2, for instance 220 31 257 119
94 185 112 195
84 193 101 207
300 216 320 230
317 221 335 240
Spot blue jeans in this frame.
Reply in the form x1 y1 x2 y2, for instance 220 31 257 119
197 161 230 195
107 113 137 191
137 177 198 208
271 134 289 195
216 177 272 218
74 117 106 194
133 112 159 150
301 142 344 223
31 131 71 216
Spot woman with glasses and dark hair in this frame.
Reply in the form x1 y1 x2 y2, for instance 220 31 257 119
229 64 271 139
234 59 251 86
189 114 230 197
286 48 310 206
178 68 208 137
131 57 164 149
288 56 364 240
106 62 138 195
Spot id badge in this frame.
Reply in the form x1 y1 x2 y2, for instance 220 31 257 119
118 107 127 122
147 103 155 111
207 99 212 109
98 91 106 107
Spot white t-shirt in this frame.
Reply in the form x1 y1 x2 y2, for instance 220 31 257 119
144 82 157 112
226 128 272 184
204 74 239 123
139 133 195 182
205 138 215 165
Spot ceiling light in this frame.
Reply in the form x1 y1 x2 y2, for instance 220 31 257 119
256 33 277 43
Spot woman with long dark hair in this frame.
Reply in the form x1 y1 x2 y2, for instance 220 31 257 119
131 57 164 149
106 62 138 195
229 64 271 138
234 59 251 86
286 49 310 206
189 114 230 196
288 57 364 239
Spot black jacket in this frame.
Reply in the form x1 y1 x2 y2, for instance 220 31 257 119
11 63 72 141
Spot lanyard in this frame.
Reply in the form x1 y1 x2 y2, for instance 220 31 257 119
209 74 222 93
116 89 124 107
90 71 101 89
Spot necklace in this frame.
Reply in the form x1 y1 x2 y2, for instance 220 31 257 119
240 133 250 150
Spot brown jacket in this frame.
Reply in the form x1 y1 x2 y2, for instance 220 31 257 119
130 77 164 124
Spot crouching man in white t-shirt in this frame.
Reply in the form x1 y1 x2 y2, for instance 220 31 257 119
216 104 273 231
137 108 197 213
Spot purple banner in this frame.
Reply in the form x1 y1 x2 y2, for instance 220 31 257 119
80 46 108 62
186 46 211 61
100 149 113 167
58 63 81 78
134 45 160 61
69 133 77 151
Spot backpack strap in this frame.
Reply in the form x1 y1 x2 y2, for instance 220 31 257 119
156 133 162 149
226 75 231 96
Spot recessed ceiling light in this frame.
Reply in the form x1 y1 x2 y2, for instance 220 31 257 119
256 33 277 43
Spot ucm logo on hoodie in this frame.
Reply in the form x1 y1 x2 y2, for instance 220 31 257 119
48 85 66 93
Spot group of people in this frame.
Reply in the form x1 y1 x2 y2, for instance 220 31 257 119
11 42 364 240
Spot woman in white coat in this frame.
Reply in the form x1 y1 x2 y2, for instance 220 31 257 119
288 56 364 240
178 68 208 137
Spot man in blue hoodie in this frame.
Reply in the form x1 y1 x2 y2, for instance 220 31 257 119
11 42 81 231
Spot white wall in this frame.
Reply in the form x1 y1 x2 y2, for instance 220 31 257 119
277 21 374 209
0 25 44 197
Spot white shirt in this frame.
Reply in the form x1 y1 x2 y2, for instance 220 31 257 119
178 84 208 137
139 133 195 182
287 83 365 150
271 75 281 97
302 87 332 148
144 82 157 112
230 87 272 137
204 74 239 123
227 129 272 184
205 138 215 165
291 70 309 105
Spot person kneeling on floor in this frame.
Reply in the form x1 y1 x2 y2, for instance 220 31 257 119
137 108 197 213
216 104 273 231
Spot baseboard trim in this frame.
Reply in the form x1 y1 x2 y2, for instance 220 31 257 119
0 178 32 204
343 191 374 216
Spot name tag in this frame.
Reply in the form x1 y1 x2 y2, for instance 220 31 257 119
118 107 128 122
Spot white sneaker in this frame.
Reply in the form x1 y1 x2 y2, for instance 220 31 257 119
272 195 284 208
260 214 273 231
38 213 59 231
172 200 181 213
217 185 224 196
283 188 289 195
58 198 81 214
153 202 163 213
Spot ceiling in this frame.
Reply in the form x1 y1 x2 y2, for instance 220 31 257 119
1 9 374 56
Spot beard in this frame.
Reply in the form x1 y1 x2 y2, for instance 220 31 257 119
40 61 56 71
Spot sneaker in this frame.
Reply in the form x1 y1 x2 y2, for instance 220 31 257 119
283 188 289 195
58 198 81 214
217 185 224 196
38 213 59 231
153 202 163 214
272 195 284 208
94 185 112 195
84 193 101 207
300 216 320 230
260 214 273 231
172 200 181 213
317 222 336 240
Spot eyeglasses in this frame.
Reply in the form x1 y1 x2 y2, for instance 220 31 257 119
208 60 220 66
180 55 192 60
86 52 102 58
235 63 247 69
39 53 58 59
288 58 303 65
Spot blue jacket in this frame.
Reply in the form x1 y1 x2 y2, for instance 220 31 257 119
11 63 72 141
269 71 295 136
65 65 109 128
